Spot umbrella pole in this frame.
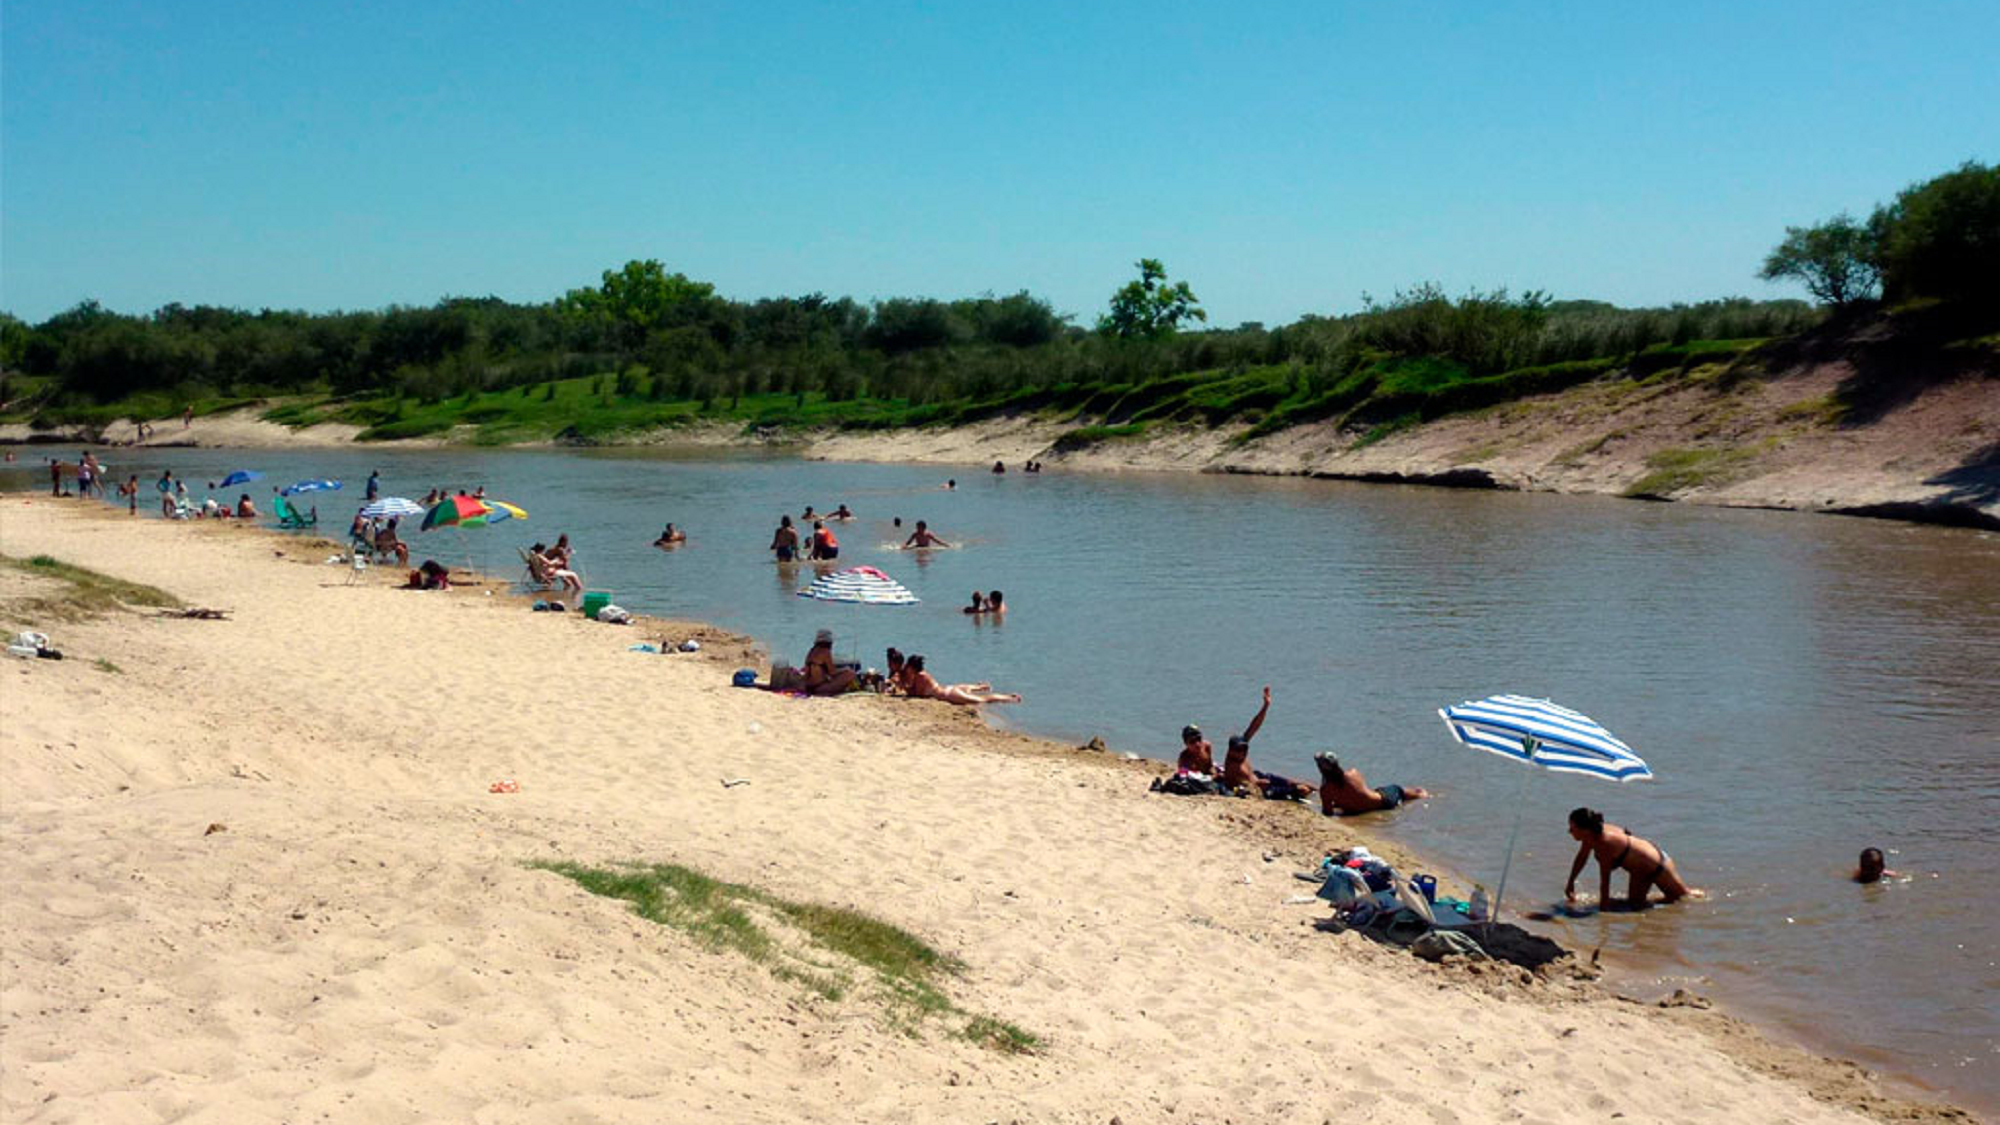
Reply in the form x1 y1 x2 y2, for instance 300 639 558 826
1486 763 1533 942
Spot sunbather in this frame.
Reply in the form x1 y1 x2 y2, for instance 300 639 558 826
375 519 411 567
1564 806 1693 908
903 655 1020 705
802 629 857 696
1214 687 1314 800
1315 753 1429 816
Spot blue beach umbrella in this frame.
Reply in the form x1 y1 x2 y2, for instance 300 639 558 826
1438 694 1652 783
218 469 263 488
1437 694 1653 928
281 479 343 496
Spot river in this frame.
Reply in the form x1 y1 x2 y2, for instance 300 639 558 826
17 443 2000 1114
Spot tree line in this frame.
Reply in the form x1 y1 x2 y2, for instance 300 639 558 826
1 161 1988 429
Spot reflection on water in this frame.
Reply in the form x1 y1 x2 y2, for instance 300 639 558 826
7 444 1998 1113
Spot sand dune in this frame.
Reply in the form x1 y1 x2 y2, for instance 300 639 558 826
0 499 1959 1123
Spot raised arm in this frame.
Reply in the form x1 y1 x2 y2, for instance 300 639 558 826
1241 686 1272 744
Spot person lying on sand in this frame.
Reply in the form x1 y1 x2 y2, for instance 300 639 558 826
1565 806 1695 908
1315 753 1429 816
903 655 1020 705
1214 688 1313 800
902 520 948 549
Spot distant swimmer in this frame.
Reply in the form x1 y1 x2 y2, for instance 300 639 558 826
831 503 855 520
962 591 987 615
902 520 948 549
985 589 1005 615
770 515 800 562
653 523 686 548
943 479 956 490
801 505 819 521
992 460 1006 474
1855 847 1898 884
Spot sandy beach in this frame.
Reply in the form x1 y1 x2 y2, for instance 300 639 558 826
0 499 1971 1124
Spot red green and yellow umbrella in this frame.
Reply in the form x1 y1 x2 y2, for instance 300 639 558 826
420 495 493 531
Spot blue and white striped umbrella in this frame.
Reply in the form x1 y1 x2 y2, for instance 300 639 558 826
796 566 919 605
1438 694 1652 783
359 496 425 519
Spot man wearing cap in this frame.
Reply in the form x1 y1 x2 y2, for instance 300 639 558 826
1177 686 1272 778
1215 687 1316 800
1315 754 1431 815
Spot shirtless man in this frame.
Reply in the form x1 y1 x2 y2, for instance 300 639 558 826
1212 687 1314 800
831 504 855 520
770 515 801 562
1314 753 1430 816
653 523 686 548
902 520 948 549
1564 806 1694 908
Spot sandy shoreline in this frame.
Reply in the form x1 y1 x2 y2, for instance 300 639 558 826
0 499 1975 1123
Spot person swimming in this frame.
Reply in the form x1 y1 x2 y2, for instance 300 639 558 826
653 523 686 548
1855 847 1898 884
962 591 987 614
831 504 855 520
902 520 948 549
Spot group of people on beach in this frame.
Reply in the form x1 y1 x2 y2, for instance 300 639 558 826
786 630 1020 705
1157 686 1432 818
1150 686 1718 912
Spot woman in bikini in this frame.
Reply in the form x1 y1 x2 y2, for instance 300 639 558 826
1565 806 1694 909
903 655 1020 705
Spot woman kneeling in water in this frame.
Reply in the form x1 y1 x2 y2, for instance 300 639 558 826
1565 807 1695 909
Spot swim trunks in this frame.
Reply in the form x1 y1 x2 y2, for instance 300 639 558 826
1375 784 1405 809
775 547 795 561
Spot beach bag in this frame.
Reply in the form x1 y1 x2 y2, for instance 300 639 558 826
596 605 632 624
1157 773 1219 796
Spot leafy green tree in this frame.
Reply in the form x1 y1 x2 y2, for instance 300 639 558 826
1758 213 1880 308
559 260 724 352
1869 160 2000 306
1098 258 1205 339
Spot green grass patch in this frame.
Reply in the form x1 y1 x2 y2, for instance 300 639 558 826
0 553 183 623
1776 395 1850 426
92 657 121 674
1050 422 1149 452
530 859 1036 1051
1622 447 1758 497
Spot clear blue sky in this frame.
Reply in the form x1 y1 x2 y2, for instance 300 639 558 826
4 1 1995 328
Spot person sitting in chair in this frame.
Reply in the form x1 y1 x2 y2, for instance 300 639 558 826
375 518 411 567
